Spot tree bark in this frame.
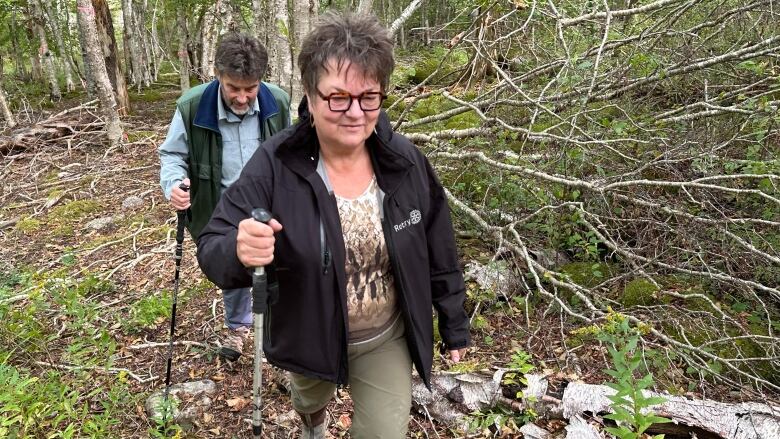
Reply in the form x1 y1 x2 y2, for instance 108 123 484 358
92 0 130 115
289 0 316 116
271 0 292 91
30 0 61 100
411 372 780 439
38 0 75 91
76 0 122 148
252 0 266 45
357 0 374 14
120 0 145 87
134 0 154 84
199 0 220 80
0 85 16 128
177 13 190 93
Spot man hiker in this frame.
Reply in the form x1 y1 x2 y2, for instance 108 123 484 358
158 32 291 361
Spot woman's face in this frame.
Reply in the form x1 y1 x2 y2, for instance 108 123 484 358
308 60 382 153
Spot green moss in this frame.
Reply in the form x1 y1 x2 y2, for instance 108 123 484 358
559 262 611 288
49 200 101 221
47 199 102 236
15 217 42 234
444 111 481 130
621 278 660 307
126 130 156 142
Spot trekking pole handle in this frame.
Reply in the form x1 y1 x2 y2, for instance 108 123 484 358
251 208 272 314
175 183 189 251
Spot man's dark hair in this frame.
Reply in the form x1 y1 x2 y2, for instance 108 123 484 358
214 33 268 81
298 12 394 94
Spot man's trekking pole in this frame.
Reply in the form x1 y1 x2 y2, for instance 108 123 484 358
250 208 273 438
162 183 189 425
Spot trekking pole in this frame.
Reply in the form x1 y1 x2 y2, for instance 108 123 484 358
250 208 273 438
162 183 189 426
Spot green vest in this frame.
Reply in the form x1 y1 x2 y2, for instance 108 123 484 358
176 80 291 240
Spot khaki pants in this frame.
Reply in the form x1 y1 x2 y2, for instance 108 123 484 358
290 317 412 438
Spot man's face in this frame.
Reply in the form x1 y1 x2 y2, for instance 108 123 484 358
218 74 260 115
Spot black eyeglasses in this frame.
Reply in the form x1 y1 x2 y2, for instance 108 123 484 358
316 89 387 112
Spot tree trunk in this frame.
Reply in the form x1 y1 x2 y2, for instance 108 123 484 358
120 0 144 87
289 0 316 116
76 0 122 148
252 0 265 45
30 1 61 99
271 0 292 90
77 19 95 96
412 372 780 439
0 85 16 128
357 0 374 14
92 0 130 115
199 0 220 80
177 14 190 93
9 14 28 80
38 0 75 91
134 0 154 84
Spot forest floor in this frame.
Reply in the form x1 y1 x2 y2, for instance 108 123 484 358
0 81 774 438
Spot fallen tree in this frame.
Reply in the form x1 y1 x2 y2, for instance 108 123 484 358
412 372 780 438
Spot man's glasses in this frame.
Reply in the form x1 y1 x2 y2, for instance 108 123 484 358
316 89 387 112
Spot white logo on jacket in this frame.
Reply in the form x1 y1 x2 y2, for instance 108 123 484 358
394 209 422 232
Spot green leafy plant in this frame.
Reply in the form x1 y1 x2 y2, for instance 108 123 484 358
598 318 672 439
501 349 535 398
148 397 182 438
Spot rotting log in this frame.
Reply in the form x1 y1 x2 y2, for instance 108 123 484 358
412 372 780 439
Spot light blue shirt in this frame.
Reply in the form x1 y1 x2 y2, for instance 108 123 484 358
158 87 262 199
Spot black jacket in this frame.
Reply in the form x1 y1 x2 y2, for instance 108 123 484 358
196 107 470 388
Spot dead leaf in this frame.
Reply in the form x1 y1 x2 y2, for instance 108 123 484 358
203 412 214 423
226 397 250 412
211 372 225 381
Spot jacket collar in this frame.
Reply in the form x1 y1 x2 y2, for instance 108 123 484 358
193 80 281 132
278 97 413 195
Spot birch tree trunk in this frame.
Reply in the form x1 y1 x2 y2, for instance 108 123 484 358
38 0 75 91
199 0 220 80
357 0 374 14
135 0 154 84
92 0 130 114
177 14 190 93
289 0 316 115
30 1 61 100
76 0 122 148
252 0 266 45
121 0 144 87
0 85 16 128
271 0 292 90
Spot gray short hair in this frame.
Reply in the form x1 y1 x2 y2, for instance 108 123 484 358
214 33 268 81
298 12 394 94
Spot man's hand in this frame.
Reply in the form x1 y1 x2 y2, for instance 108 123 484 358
448 348 468 364
237 217 284 267
170 178 191 211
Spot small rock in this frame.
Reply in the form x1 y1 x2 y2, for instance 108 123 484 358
121 196 144 210
464 260 521 297
145 379 217 431
520 423 553 439
86 216 113 231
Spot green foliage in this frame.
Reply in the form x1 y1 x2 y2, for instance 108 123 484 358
501 349 535 398
127 293 172 332
147 397 182 438
467 405 528 436
0 365 122 438
598 318 672 439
